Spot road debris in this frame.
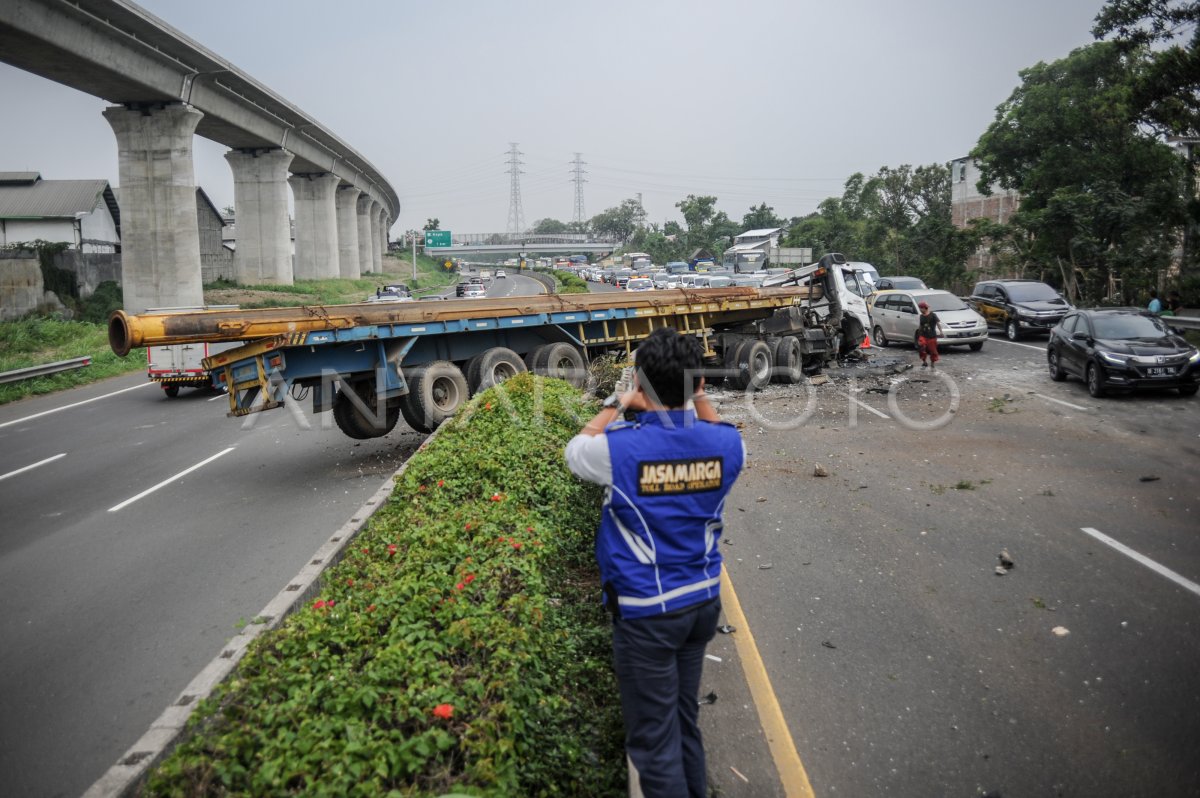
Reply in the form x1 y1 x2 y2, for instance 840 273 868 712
813 464 829 477
718 624 736 634
705 654 723 663
1139 475 1161 482
756 496 767 502
758 563 773 570
999 548 1014 570
821 640 837 649
809 375 830 386
994 566 1009 576
698 691 718 705
1052 626 1070 637
730 765 750 784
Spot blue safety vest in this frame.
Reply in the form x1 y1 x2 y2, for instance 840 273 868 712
597 409 744 619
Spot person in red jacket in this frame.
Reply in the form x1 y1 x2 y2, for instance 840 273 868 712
917 301 945 369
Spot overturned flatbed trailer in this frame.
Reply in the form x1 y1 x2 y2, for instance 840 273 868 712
109 282 846 439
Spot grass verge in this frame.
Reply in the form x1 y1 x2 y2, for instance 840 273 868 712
0 317 146 406
144 375 625 797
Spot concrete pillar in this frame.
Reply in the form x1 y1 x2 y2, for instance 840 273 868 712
103 103 204 313
355 193 374 275
374 207 387 274
335 185 361 279
288 173 341 280
368 200 383 275
224 148 294 285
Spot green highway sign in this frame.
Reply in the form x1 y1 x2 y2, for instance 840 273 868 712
424 230 452 247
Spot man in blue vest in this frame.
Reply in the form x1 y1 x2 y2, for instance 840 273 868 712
566 327 746 798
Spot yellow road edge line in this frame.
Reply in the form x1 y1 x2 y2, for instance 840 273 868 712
721 566 816 798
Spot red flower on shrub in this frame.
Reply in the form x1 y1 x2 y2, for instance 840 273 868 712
464 574 476 584
366 604 376 612
313 599 327 610
346 578 355 587
437 480 445 488
512 541 523 550
485 402 493 411
526 526 535 532
361 547 369 554
465 523 472 531
419 484 427 493
387 544 398 556
433 703 454 720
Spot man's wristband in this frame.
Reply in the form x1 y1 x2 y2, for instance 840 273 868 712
602 393 622 410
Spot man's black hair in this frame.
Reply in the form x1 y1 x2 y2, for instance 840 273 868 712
635 327 704 408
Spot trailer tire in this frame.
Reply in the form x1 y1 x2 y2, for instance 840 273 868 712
333 381 400 439
399 360 468 433
467 347 527 395
528 343 587 388
727 339 772 391
770 336 803 384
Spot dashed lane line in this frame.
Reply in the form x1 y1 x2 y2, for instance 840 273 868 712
1080 527 1200 599
1030 392 1091 412
988 337 1047 352
0 452 67 483
0 381 154 430
721 566 816 798
108 447 235 512
844 394 890 419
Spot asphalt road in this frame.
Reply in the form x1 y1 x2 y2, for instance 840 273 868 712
697 335 1200 797
0 273 545 798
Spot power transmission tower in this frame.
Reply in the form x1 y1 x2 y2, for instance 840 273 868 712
506 143 525 237
570 152 587 226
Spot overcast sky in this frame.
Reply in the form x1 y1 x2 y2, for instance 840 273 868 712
2 0 1106 237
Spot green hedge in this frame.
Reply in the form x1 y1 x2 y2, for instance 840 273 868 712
145 375 624 797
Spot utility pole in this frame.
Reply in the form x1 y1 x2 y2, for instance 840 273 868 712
506 143 525 238
571 152 587 227
410 230 418 281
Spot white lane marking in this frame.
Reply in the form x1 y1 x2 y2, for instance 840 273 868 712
0 452 67 482
207 393 224 401
843 394 890 419
1031 392 1090 412
108 447 236 512
0 382 154 430
989 337 1046 352
1080 527 1200 599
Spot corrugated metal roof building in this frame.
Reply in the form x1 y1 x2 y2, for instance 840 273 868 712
0 172 121 252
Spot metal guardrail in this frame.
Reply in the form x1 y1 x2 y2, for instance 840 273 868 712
1165 315 1200 330
0 356 92 385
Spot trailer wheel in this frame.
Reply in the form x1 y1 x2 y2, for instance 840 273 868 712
727 340 772 391
333 381 399 439
399 360 469 433
770 336 803 384
163 385 180 398
528 343 587 388
467 347 527 395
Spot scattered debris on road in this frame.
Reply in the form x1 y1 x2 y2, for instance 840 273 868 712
813 464 829 477
1052 626 1070 637
999 548 1014 569
730 765 750 784
698 691 718 705
718 624 736 634
821 640 837 649
758 563 773 570
809 375 830 386
1139 475 1161 482
705 654 723 663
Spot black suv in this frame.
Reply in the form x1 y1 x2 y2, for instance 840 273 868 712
1047 309 1200 397
967 279 1071 340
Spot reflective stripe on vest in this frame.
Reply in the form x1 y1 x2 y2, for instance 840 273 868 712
617 575 722 608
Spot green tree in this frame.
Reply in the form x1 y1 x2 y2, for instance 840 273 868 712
531 218 569 234
972 42 1189 301
741 202 784 231
423 218 440 231
590 199 645 244
1093 0 1200 134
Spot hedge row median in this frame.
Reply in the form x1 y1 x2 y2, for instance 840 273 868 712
145 374 625 797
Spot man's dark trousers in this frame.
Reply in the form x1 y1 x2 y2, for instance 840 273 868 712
612 598 721 798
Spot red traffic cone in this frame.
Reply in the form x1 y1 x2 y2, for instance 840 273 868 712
861 333 871 349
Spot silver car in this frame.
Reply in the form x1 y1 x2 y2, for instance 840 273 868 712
869 289 988 351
